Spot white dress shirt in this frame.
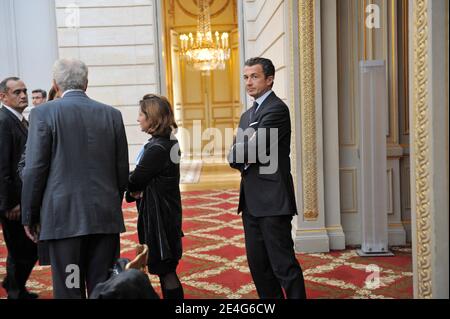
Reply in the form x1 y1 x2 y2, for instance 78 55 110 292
253 89 273 114
61 89 85 98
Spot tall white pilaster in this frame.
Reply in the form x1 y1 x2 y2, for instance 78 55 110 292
293 0 329 253
321 0 346 250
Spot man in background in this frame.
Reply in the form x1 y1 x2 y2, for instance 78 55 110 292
0 77 38 299
23 89 47 120
31 89 47 107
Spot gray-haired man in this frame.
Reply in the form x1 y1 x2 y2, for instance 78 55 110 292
21 58 129 298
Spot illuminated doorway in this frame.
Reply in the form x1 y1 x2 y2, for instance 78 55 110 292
161 0 241 161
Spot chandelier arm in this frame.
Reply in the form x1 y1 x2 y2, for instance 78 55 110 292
179 0 230 71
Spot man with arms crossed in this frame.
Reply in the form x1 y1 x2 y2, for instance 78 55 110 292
228 57 306 299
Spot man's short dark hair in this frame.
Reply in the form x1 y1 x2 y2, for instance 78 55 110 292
244 57 275 79
32 89 47 99
0 77 20 93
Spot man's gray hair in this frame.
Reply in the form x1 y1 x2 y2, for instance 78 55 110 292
53 58 88 92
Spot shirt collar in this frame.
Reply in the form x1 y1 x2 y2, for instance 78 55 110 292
1 103 24 121
254 89 273 112
61 89 85 98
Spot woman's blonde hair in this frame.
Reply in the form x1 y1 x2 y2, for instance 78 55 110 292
139 94 177 136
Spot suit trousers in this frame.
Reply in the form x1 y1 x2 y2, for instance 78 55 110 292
48 233 120 299
242 212 306 299
0 217 38 299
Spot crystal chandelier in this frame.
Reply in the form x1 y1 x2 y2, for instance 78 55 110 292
179 0 230 71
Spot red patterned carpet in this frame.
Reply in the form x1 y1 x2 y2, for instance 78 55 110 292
0 189 412 299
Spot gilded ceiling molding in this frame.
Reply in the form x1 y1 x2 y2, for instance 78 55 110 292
412 0 432 299
298 0 318 221
176 0 230 19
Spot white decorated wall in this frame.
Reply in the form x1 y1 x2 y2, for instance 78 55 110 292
239 0 291 109
54 0 162 166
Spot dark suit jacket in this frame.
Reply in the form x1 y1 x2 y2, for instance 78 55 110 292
21 91 129 240
228 92 297 217
127 136 183 270
0 106 28 218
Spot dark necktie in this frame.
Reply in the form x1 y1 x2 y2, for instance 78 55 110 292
249 101 258 123
21 118 29 129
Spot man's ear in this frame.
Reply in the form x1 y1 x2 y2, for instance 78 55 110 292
84 80 88 91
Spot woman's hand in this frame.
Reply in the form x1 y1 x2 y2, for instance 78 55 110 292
5 205 21 221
